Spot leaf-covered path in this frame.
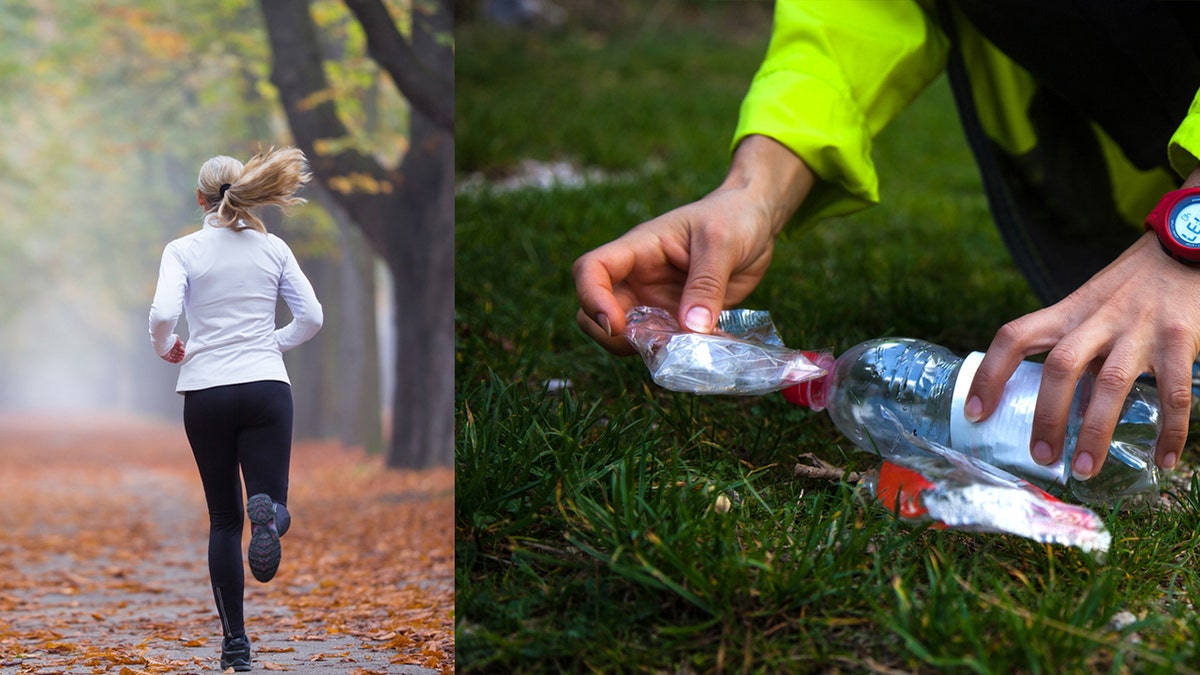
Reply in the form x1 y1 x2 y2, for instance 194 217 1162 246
0 414 453 674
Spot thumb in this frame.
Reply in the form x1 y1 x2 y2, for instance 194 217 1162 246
678 251 733 335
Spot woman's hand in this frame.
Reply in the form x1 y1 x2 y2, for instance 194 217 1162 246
966 230 1200 479
162 336 186 364
573 135 814 354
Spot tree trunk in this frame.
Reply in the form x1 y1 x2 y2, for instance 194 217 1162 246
259 0 453 467
387 0 454 468
388 133 454 467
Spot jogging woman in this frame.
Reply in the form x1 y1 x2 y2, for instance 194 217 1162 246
148 147 323 672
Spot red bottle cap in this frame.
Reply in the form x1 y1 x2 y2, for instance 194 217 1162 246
782 351 834 411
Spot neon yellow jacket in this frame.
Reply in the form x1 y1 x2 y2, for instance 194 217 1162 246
733 1 1200 303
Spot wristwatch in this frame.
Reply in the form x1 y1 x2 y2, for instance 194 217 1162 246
1145 187 1200 265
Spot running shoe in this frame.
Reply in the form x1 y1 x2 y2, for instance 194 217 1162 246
221 634 252 672
247 493 282 583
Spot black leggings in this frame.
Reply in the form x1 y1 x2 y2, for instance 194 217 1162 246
183 380 293 638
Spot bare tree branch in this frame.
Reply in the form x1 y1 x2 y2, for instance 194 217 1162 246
258 0 400 258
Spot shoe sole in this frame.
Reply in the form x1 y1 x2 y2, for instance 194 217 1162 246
221 657 252 672
247 494 281 583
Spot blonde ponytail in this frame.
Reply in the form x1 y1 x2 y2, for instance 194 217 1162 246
197 147 312 233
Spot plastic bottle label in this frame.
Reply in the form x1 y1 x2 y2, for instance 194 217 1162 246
949 352 1066 486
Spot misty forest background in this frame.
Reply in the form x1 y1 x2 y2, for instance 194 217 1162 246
0 0 452 469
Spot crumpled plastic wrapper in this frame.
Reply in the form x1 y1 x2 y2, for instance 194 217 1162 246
622 306 827 396
862 409 1111 557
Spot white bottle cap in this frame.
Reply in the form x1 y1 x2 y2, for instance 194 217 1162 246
950 351 986 448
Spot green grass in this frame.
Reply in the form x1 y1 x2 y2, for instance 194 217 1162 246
456 12 766 176
455 12 1200 674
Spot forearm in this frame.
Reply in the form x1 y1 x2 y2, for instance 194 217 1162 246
274 306 323 352
148 292 182 356
275 268 323 352
149 246 186 356
148 320 178 356
720 134 815 237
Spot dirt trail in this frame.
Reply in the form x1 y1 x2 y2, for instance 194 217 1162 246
0 413 453 674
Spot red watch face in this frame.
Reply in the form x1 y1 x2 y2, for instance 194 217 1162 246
1166 194 1200 252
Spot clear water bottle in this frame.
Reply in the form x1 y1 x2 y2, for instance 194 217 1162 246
783 338 1161 505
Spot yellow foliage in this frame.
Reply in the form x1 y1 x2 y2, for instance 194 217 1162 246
140 28 188 61
328 173 394 195
297 87 339 113
111 6 188 60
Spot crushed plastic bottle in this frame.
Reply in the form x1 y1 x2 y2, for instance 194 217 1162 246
784 338 1161 507
846 402 1113 556
864 452 1111 557
623 306 826 396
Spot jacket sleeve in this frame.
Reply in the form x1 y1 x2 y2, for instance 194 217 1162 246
1169 91 1200 179
273 240 323 353
732 0 949 226
148 242 186 357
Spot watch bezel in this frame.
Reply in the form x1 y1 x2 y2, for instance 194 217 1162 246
1165 193 1200 254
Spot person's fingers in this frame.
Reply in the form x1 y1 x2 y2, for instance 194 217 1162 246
169 337 186 363
573 243 637 339
678 225 742 335
1069 346 1142 480
1153 340 1195 472
966 310 1064 424
1029 325 1115 473
576 308 637 356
